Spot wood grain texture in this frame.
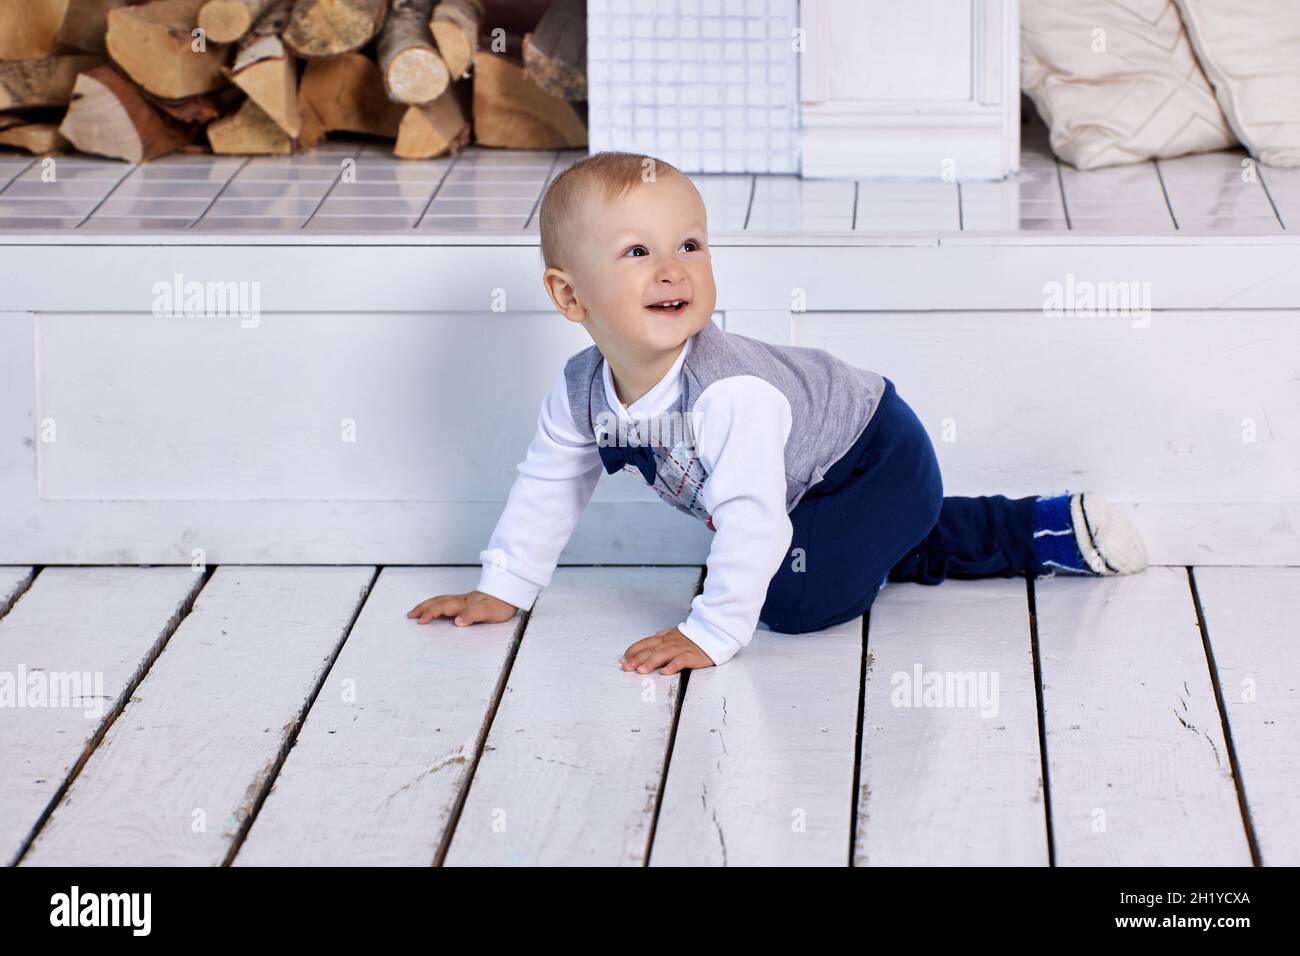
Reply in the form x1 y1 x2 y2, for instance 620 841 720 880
650 616 863 866
1193 566 1300 865
1035 566 1252 865
19 565 374 866
0 567 203 866
443 566 699 866
0 55 103 111
105 0 232 100
283 0 387 58
855 577 1047 865
234 567 519 865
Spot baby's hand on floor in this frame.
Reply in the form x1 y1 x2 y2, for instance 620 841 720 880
407 590 518 627
620 627 714 676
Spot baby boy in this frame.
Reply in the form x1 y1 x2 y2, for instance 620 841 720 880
408 152 1148 674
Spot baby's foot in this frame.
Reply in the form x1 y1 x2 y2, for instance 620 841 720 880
1032 491 1148 576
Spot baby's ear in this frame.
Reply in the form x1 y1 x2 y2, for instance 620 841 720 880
542 268 581 320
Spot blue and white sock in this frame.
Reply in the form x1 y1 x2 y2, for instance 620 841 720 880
1032 491 1148 577
1032 493 1087 575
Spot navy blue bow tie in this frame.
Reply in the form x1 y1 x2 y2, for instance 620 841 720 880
598 440 657 485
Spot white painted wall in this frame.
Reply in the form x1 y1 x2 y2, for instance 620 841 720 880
1 234 1298 565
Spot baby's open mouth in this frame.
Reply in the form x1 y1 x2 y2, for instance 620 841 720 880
646 298 689 314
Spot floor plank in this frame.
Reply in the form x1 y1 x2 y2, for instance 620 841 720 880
854 577 1048 865
650 616 862 866
1035 566 1252 865
442 566 699 866
0 567 202 865
0 566 34 616
1193 566 1300 865
234 567 520 866
19 565 374 866
1157 150 1283 232
1058 160 1176 232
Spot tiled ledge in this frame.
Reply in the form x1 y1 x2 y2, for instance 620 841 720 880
1 127 1295 238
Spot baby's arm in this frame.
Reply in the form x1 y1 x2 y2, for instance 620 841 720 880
623 377 794 671
409 369 602 624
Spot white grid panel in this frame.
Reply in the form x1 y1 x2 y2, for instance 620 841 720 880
587 0 800 174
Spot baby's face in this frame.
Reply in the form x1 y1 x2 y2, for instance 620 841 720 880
559 173 717 356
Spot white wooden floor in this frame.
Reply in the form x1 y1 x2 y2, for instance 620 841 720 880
1 562 1294 867
0 121 1295 234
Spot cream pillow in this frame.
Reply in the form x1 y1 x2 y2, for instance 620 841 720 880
1021 0 1236 170
1172 0 1300 167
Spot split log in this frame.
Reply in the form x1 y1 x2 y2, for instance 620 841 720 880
207 95 291 153
0 121 70 154
142 84 242 124
224 0 298 136
522 0 585 101
283 0 387 58
394 83 469 159
297 52 404 148
0 55 103 112
55 1 133 56
58 64 190 161
197 0 276 42
471 50 585 149
429 0 482 80
0 0 69 59
378 0 449 105
106 0 233 100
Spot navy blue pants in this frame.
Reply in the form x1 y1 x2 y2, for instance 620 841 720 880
759 377 1050 635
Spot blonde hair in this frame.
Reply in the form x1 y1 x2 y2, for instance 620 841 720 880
538 151 686 272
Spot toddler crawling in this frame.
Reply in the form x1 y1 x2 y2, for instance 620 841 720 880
408 152 1148 674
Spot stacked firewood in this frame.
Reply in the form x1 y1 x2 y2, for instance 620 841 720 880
0 0 586 161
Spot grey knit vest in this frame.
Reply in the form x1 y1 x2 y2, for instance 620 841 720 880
563 320 887 524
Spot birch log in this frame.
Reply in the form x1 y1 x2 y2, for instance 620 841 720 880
297 52 404 148
224 0 298 136
377 0 449 105
54 0 133 56
0 121 70 154
105 0 232 100
523 0 585 101
471 50 585 149
0 55 103 111
429 0 482 80
283 0 387 58
207 96 291 153
198 0 277 42
0 0 69 59
394 84 469 159
58 64 191 161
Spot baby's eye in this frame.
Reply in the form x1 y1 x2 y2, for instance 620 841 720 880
624 245 648 257
681 239 703 252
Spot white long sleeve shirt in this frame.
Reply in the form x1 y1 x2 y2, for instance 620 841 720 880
475 336 796 666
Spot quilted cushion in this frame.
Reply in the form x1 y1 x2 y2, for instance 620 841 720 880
1021 0 1236 170
1172 0 1300 166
